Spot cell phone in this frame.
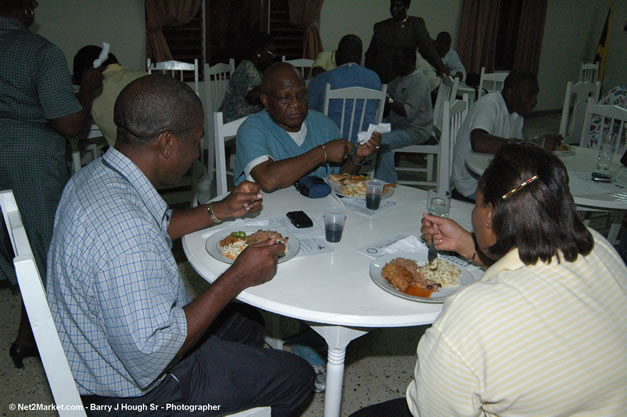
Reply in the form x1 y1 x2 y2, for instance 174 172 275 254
591 172 612 182
286 211 313 228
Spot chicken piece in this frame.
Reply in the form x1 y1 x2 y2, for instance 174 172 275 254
245 230 287 246
219 234 244 247
382 263 414 291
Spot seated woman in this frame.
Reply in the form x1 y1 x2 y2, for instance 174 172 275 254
351 141 626 417
218 33 275 123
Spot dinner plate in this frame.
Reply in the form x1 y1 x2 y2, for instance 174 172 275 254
328 179 395 199
369 252 482 303
205 226 300 264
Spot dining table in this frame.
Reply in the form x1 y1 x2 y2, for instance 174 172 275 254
465 145 627 243
182 185 479 417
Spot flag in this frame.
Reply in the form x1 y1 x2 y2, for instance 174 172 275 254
593 3 614 82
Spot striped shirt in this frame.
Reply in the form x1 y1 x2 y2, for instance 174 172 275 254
407 229 626 416
47 148 190 397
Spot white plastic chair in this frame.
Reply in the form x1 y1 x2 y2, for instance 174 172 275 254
0 189 86 417
579 62 599 83
478 67 509 99
437 98 469 195
148 58 200 97
282 56 314 79
322 83 387 177
559 80 601 144
203 59 235 177
214 112 249 196
579 102 627 148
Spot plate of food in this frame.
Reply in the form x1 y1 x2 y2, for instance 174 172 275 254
327 173 395 199
206 226 300 264
369 252 482 303
553 143 575 157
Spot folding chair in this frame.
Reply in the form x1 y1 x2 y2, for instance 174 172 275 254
322 83 387 177
478 67 509 99
282 56 314 80
148 58 200 96
213 112 249 196
579 62 599 83
437 98 469 195
559 81 601 144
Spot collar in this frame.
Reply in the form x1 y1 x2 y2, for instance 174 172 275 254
102 148 170 230
102 63 124 75
0 16 26 31
480 248 524 281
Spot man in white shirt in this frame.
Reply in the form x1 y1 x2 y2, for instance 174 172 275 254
435 32 466 81
451 70 561 200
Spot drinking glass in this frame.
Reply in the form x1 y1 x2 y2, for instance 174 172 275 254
366 180 384 210
324 207 346 243
597 132 618 174
427 190 451 217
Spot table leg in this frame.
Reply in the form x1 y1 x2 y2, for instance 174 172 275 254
308 323 369 417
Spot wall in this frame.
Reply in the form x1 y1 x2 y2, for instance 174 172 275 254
33 0 145 73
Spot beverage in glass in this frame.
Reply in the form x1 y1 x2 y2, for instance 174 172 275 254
427 190 451 217
597 132 617 174
324 208 346 243
366 180 384 210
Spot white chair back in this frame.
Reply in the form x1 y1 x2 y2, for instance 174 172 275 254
433 76 460 138
148 58 200 96
579 102 627 149
478 67 509 98
214 112 248 196
559 80 601 144
322 83 387 177
203 59 235 176
0 190 87 417
282 56 314 79
579 61 599 83
437 98 469 195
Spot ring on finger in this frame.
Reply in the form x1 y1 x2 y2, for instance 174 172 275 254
375 145 380 150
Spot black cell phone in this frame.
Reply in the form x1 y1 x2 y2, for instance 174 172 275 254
286 211 313 228
591 172 612 182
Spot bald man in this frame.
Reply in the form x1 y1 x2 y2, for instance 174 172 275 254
308 34 382 143
47 75 314 416
233 62 382 192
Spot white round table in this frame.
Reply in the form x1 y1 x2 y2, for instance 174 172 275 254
182 185 476 417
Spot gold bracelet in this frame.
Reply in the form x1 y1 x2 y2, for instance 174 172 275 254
320 144 327 163
207 203 221 224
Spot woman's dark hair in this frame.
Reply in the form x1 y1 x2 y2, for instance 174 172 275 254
478 141 593 264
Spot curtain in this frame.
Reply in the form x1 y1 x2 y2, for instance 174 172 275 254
512 0 547 73
457 0 501 74
145 0 202 63
287 0 324 59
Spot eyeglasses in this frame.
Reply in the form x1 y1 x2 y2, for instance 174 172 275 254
261 49 275 57
266 90 308 106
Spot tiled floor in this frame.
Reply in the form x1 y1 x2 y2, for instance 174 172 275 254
2 111 620 417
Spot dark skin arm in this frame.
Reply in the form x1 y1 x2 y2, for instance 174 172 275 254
250 132 382 192
470 129 510 154
50 67 103 138
311 67 326 77
245 86 262 106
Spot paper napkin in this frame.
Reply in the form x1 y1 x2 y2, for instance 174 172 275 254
357 123 392 145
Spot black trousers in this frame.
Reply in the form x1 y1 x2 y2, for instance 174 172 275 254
349 397 413 417
83 304 315 417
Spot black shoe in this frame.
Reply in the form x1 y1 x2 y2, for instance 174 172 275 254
9 342 38 369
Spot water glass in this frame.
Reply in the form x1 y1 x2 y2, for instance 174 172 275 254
597 132 618 173
427 190 451 217
366 179 384 210
324 207 346 243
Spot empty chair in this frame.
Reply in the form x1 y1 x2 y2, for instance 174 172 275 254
579 101 627 149
437 98 469 195
432 76 460 138
579 61 599 83
213 112 249 196
478 67 509 98
559 80 601 144
0 189 86 417
282 56 314 79
148 58 200 96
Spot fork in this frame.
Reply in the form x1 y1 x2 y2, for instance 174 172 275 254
427 233 438 269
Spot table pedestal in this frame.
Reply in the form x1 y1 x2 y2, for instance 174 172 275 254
309 324 369 417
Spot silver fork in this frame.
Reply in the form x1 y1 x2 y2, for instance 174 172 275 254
427 233 438 269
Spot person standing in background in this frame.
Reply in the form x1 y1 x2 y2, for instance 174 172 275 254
0 0 102 368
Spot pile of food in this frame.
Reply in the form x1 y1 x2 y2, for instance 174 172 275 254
382 257 461 298
328 173 394 198
219 230 288 260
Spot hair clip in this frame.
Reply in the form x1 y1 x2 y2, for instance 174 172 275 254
501 175 538 200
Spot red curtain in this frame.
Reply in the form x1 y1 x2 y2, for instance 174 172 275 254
458 0 501 74
512 0 548 73
287 0 324 59
145 0 202 63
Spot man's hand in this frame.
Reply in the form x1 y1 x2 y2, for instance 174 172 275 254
213 181 263 220
228 238 285 289
324 138 353 163
355 131 382 160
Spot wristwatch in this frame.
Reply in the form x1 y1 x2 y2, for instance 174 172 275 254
386 95 394 105
207 203 221 223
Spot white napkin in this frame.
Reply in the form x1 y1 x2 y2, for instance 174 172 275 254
93 42 110 68
379 235 426 254
357 123 391 145
231 218 269 227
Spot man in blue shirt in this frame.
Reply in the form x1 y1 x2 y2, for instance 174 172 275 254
234 62 382 192
308 35 382 143
47 75 314 416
